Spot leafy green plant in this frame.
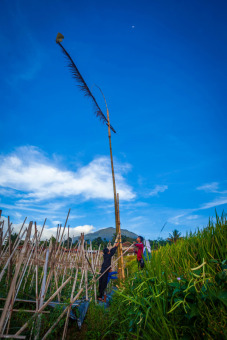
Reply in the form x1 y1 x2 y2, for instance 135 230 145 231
104 212 227 339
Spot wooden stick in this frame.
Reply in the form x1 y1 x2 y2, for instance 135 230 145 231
7 216 12 287
35 223 39 311
37 218 46 243
0 309 50 314
0 335 26 339
6 232 36 334
34 247 49 340
12 218 27 252
117 193 125 280
0 229 27 283
62 266 79 339
15 276 72 336
0 221 33 334
42 288 83 340
55 209 70 257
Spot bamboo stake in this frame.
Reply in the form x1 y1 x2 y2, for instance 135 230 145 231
0 335 26 339
42 288 83 340
15 276 72 336
7 216 12 287
6 234 36 334
0 221 33 334
99 90 124 281
117 193 125 280
62 266 80 340
55 209 70 257
12 217 27 251
37 218 46 243
34 247 50 340
0 228 27 283
0 309 50 314
35 223 39 311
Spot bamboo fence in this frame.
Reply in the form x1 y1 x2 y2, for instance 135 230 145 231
0 209 119 339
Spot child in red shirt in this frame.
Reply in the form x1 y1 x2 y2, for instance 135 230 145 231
134 236 144 269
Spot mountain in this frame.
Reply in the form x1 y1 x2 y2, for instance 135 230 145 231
73 227 137 242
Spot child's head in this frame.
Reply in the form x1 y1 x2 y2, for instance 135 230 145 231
103 248 110 255
109 267 112 272
137 236 144 243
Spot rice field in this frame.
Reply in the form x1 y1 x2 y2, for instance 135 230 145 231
0 212 226 339
80 212 227 339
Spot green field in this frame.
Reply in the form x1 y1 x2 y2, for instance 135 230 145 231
80 213 227 339
0 213 226 339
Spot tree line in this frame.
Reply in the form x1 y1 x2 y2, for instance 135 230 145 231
4 229 182 250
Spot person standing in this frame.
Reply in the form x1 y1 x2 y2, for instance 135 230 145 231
134 236 144 269
98 243 119 301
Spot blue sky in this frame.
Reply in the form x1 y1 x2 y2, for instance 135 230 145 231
0 0 226 240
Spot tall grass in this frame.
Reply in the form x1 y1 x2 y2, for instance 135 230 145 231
105 212 227 339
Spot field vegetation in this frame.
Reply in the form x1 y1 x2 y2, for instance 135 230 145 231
78 212 227 339
0 213 226 339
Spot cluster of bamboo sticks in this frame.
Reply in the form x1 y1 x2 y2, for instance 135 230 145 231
0 209 105 339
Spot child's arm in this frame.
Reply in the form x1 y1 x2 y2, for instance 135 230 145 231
111 276 118 280
110 246 117 256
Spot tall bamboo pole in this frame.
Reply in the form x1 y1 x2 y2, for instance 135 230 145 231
97 86 124 280
55 37 123 279
117 193 125 280
105 103 124 280
106 109 118 230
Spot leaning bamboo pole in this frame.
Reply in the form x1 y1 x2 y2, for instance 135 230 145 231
98 89 124 281
55 35 124 280
117 193 125 280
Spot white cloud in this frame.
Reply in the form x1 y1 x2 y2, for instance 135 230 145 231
199 197 227 210
197 182 227 194
0 215 94 241
52 220 61 226
168 214 185 225
130 216 144 222
197 182 219 193
167 196 227 227
149 185 168 197
186 215 199 220
0 146 135 202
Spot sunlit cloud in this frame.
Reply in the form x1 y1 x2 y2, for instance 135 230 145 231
197 182 227 194
199 197 227 210
0 146 135 202
149 185 168 197
0 215 94 241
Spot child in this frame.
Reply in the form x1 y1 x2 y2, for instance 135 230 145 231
134 236 144 269
98 243 119 301
107 268 118 285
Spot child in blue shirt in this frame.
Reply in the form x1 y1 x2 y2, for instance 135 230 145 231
107 268 118 284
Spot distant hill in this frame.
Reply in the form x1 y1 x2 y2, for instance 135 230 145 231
73 227 137 242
